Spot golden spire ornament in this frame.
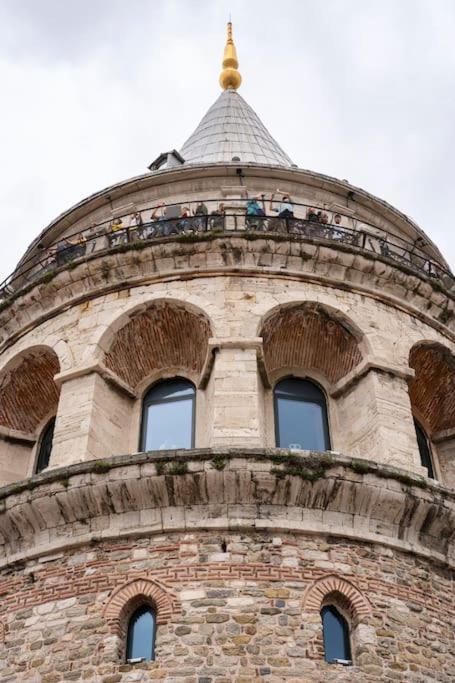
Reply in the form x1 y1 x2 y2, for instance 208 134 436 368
219 22 242 90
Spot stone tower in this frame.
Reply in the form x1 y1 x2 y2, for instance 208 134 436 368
0 23 453 683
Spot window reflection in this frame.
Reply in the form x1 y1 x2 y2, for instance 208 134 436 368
321 605 351 663
141 378 195 451
126 605 156 661
274 378 330 451
35 417 56 474
414 418 435 479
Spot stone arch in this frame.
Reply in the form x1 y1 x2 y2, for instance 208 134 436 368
99 299 212 392
303 575 371 622
103 577 181 628
0 345 61 434
409 341 455 434
259 302 364 385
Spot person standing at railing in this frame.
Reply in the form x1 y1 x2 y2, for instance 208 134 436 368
209 202 225 229
269 190 294 218
194 201 208 232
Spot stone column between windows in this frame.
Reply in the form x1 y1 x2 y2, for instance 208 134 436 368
50 369 134 469
334 367 424 473
205 338 264 447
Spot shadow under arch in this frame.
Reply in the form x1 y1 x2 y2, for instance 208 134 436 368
97 298 213 392
0 345 61 434
257 301 367 386
409 340 455 434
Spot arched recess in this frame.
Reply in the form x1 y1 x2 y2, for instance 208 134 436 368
259 303 364 451
103 577 181 660
103 300 212 392
0 347 60 433
303 575 373 663
409 342 455 484
303 575 372 621
260 303 364 386
0 346 61 483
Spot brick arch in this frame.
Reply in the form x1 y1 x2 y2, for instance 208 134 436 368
409 342 455 433
102 300 212 391
103 577 181 627
303 575 371 621
260 303 363 384
0 346 60 433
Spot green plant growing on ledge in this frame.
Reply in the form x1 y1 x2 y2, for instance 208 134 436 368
92 460 112 474
270 452 334 482
168 461 188 475
155 461 167 475
211 455 227 470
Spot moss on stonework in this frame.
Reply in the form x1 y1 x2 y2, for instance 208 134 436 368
211 455 227 470
269 452 334 482
155 461 167 476
168 461 188 475
92 460 112 474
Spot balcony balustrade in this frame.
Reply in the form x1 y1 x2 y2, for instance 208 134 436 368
0 199 452 300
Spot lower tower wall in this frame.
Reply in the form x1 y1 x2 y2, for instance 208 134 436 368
0 531 453 683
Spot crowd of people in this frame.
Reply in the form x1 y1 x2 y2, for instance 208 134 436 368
47 194 347 267
4 193 445 298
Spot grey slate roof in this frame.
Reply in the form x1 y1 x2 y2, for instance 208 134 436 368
179 89 294 167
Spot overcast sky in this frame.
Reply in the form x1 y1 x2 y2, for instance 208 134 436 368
0 0 454 279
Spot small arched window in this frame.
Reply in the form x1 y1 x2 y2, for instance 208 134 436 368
35 417 56 474
414 418 435 479
126 605 156 662
274 377 330 451
321 605 351 663
140 378 195 452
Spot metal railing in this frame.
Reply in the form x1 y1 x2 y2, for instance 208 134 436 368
0 198 452 300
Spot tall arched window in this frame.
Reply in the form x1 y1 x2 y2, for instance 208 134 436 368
274 378 330 451
35 417 56 474
321 605 351 663
414 418 435 479
140 378 195 452
126 605 156 662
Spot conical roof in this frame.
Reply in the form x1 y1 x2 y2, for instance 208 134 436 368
179 89 294 167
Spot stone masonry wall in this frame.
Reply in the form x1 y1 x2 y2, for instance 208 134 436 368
0 531 453 683
1 270 454 484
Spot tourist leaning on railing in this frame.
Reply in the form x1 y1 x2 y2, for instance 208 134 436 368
269 190 294 218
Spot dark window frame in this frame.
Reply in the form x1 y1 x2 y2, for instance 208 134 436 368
139 377 196 452
413 418 436 479
274 376 331 451
125 604 156 662
35 417 56 474
321 604 352 664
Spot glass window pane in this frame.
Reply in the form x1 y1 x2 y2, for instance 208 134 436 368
35 418 56 474
321 605 351 663
414 419 435 479
147 379 194 402
274 379 330 451
126 607 155 661
144 397 193 451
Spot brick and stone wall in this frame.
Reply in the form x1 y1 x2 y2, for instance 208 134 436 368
0 529 453 682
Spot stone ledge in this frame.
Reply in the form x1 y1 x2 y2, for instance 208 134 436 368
0 235 453 353
0 449 453 569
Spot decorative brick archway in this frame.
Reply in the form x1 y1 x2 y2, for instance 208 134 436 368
409 342 455 434
303 574 371 620
260 303 363 384
103 301 211 391
103 577 181 628
0 347 60 434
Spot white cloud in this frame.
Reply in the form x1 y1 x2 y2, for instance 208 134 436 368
0 0 453 278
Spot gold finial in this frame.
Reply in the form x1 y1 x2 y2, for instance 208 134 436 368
219 22 242 90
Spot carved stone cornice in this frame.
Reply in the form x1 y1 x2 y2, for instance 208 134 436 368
0 449 453 570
